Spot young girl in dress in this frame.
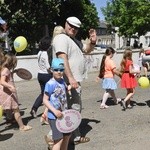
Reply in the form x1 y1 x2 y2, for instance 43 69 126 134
96 47 121 109
120 49 140 110
0 52 32 131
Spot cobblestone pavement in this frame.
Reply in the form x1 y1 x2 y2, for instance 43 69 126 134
0 72 150 150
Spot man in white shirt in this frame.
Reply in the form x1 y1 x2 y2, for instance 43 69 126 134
52 16 97 145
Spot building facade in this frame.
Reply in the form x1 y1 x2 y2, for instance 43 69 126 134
96 21 150 49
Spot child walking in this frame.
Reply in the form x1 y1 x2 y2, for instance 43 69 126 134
40 26 65 126
96 47 121 109
43 58 71 150
120 49 140 110
138 48 145 77
30 36 52 125
0 52 32 131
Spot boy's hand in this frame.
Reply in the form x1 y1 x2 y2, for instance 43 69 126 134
54 109 63 118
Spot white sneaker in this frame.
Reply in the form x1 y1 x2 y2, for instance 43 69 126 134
100 104 109 109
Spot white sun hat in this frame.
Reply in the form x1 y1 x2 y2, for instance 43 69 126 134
66 16 81 28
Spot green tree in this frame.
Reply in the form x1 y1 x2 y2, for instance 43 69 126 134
52 0 99 39
0 0 60 55
101 0 150 38
80 0 99 39
0 0 99 55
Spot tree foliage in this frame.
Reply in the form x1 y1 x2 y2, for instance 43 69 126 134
0 0 99 54
0 0 60 54
101 0 150 38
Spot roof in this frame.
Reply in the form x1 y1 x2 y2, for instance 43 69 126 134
98 21 107 28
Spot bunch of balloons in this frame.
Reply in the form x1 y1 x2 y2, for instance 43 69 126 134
138 77 150 88
13 36 27 53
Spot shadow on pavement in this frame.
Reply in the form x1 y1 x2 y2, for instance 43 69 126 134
68 118 100 150
0 133 13 141
0 109 33 133
0 122 18 133
80 118 100 136
134 101 146 106
98 98 121 106
145 99 150 107
98 98 147 108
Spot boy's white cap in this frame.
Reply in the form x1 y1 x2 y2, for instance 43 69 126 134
66 17 81 28
0 17 6 25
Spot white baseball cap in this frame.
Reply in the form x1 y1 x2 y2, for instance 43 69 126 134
66 17 81 28
0 17 6 25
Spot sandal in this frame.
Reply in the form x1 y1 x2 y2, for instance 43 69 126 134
48 143 54 150
48 141 54 150
44 135 54 150
74 137 90 145
44 135 54 145
19 125 32 131
40 113 49 125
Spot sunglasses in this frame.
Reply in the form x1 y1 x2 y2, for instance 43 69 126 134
53 69 64 72
67 21 79 30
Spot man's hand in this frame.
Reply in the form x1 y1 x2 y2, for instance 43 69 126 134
69 77 79 89
89 29 97 44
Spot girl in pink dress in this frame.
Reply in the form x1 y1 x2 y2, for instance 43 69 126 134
120 49 140 110
0 52 32 131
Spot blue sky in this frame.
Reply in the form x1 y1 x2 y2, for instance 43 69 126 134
91 0 107 20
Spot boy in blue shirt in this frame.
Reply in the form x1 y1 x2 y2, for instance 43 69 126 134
43 58 71 150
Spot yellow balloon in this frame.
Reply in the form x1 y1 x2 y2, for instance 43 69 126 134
138 77 150 88
0 105 3 120
14 36 27 52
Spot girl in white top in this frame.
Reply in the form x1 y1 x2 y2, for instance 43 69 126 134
30 36 52 121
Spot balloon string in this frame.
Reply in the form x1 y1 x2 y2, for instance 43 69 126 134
0 87 19 107
1 93 13 107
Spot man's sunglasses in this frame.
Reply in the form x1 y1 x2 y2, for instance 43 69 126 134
53 69 64 72
67 21 79 30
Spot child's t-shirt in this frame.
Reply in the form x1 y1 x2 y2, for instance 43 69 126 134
44 78 67 120
104 57 116 78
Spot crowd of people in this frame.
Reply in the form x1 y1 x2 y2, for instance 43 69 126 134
0 16 97 150
0 16 148 150
96 47 140 111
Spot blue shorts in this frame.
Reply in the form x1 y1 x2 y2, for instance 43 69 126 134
102 78 117 90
